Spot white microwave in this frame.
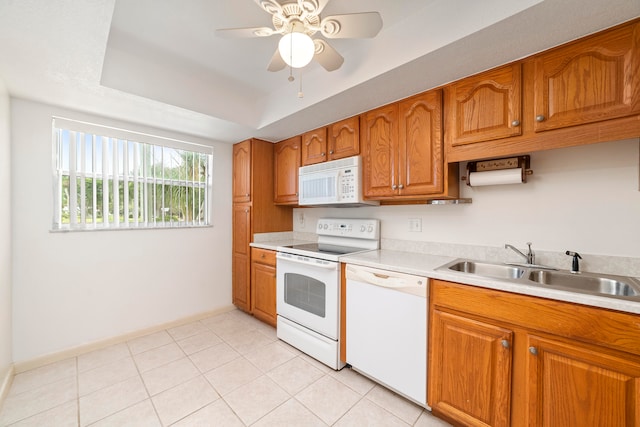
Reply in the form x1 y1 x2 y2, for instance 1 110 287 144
298 156 378 206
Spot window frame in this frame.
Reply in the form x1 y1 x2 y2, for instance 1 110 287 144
51 117 214 232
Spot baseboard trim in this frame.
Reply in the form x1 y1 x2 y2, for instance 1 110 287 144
0 363 15 408
13 305 236 374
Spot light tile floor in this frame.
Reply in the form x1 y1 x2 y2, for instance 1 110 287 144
0 310 452 426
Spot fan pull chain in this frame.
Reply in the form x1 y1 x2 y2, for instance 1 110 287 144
288 66 294 82
298 69 304 98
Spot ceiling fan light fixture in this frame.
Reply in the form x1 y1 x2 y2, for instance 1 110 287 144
278 32 315 68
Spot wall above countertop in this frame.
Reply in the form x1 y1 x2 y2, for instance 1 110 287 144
291 138 640 271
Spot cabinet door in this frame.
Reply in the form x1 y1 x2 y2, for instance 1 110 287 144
274 136 301 205
526 335 640 427
362 105 398 198
301 127 328 166
429 309 513 427
533 20 640 132
447 63 522 146
398 90 444 196
232 140 251 203
232 204 251 312
328 116 360 160
251 261 277 327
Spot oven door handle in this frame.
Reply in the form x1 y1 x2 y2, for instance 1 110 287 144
277 253 338 270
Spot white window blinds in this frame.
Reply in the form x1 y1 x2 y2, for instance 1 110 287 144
52 117 213 231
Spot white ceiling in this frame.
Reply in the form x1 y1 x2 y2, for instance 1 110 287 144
0 0 639 144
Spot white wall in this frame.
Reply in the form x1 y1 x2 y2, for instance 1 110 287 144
295 138 640 260
11 99 233 363
0 77 13 388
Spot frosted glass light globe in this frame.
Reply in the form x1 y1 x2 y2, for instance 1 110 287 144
278 32 315 68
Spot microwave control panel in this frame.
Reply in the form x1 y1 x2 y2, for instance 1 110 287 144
339 168 356 201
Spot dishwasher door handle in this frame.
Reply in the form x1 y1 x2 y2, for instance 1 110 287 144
346 265 426 290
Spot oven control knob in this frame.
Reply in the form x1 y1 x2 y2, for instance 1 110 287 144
367 225 374 232
360 225 366 232
317 224 322 230
323 224 328 229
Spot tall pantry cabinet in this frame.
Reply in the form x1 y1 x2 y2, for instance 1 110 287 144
232 139 292 312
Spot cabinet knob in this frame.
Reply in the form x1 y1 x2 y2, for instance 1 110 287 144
244 209 249 213
511 120 520 127
245 193 249 197
529 346 538 355
392 184 397 190
321 152 326 157
535 115 546 122
501 339 510 349
329 150 334 154
295 192 298 196
398 184 404 189
261 253 265 258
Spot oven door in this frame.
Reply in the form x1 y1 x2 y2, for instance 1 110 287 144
276 252 340 340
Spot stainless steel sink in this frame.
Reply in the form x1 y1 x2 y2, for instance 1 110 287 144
437 258 640 301
527 270 640 297
446 261 526 280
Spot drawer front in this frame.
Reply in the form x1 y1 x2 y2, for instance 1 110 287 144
251 247 276 266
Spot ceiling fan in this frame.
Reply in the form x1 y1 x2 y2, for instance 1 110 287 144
216 0 383 72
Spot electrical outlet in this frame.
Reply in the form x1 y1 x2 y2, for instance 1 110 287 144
408 218 422 232
299 212 305 228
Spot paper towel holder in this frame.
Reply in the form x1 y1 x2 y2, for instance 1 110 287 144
462 155 532 186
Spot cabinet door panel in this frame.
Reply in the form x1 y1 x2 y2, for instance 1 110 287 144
399 91 443 196
527 335 640 427
329 116 360 160
534 20 640 131
274 136 301 204
232 204 251 312
232 140 251 203
448 63 522 146
251 262 277 327
430 309 513 427
362 105 398 198
301 127 328 166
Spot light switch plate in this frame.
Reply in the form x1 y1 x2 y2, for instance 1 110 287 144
408 218 422 232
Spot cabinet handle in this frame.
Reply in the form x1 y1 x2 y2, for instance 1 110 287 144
321 152 326 157
535 115 546 122
529 346 538 355
295 192 298 196
392 184 397 190
261 253 265 258
244 209 249 213
329 150 334 154
245 193 249 197
511 120 520 127
501 339 510 349
398 184 404 189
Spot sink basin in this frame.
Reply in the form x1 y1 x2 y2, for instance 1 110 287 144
527 270 640 297
446 261 526 280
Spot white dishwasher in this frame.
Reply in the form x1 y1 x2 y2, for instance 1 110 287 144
345 264 428 408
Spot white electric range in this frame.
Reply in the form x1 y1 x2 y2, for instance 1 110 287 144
275 218 380 370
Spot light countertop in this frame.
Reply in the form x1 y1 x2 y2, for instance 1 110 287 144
340 250 640 315
249 240 314 251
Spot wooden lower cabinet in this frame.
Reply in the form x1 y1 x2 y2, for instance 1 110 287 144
526 335 640 427
429 279 640 427
250 248 277 327
430 309 513 427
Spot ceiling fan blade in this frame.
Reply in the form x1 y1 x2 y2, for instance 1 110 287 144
314 39 344 71
267 48 286 72
215 26 276 38
320 12 383 38
297 0 331 16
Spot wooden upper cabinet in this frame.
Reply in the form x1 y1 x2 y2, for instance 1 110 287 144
398 91 444 196
301 127 328 166
362 90 447 200
526 334 640 427
534 19 640 132
362 104 398 198
274 136 301 205
232 140 251 203
328 116 360 160
447 63 523 146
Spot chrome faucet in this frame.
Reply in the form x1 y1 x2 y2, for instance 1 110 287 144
505 242 535 264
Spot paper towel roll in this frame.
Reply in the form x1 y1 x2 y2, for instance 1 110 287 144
468 168 524 186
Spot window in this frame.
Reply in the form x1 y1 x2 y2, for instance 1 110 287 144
52 117 213 231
